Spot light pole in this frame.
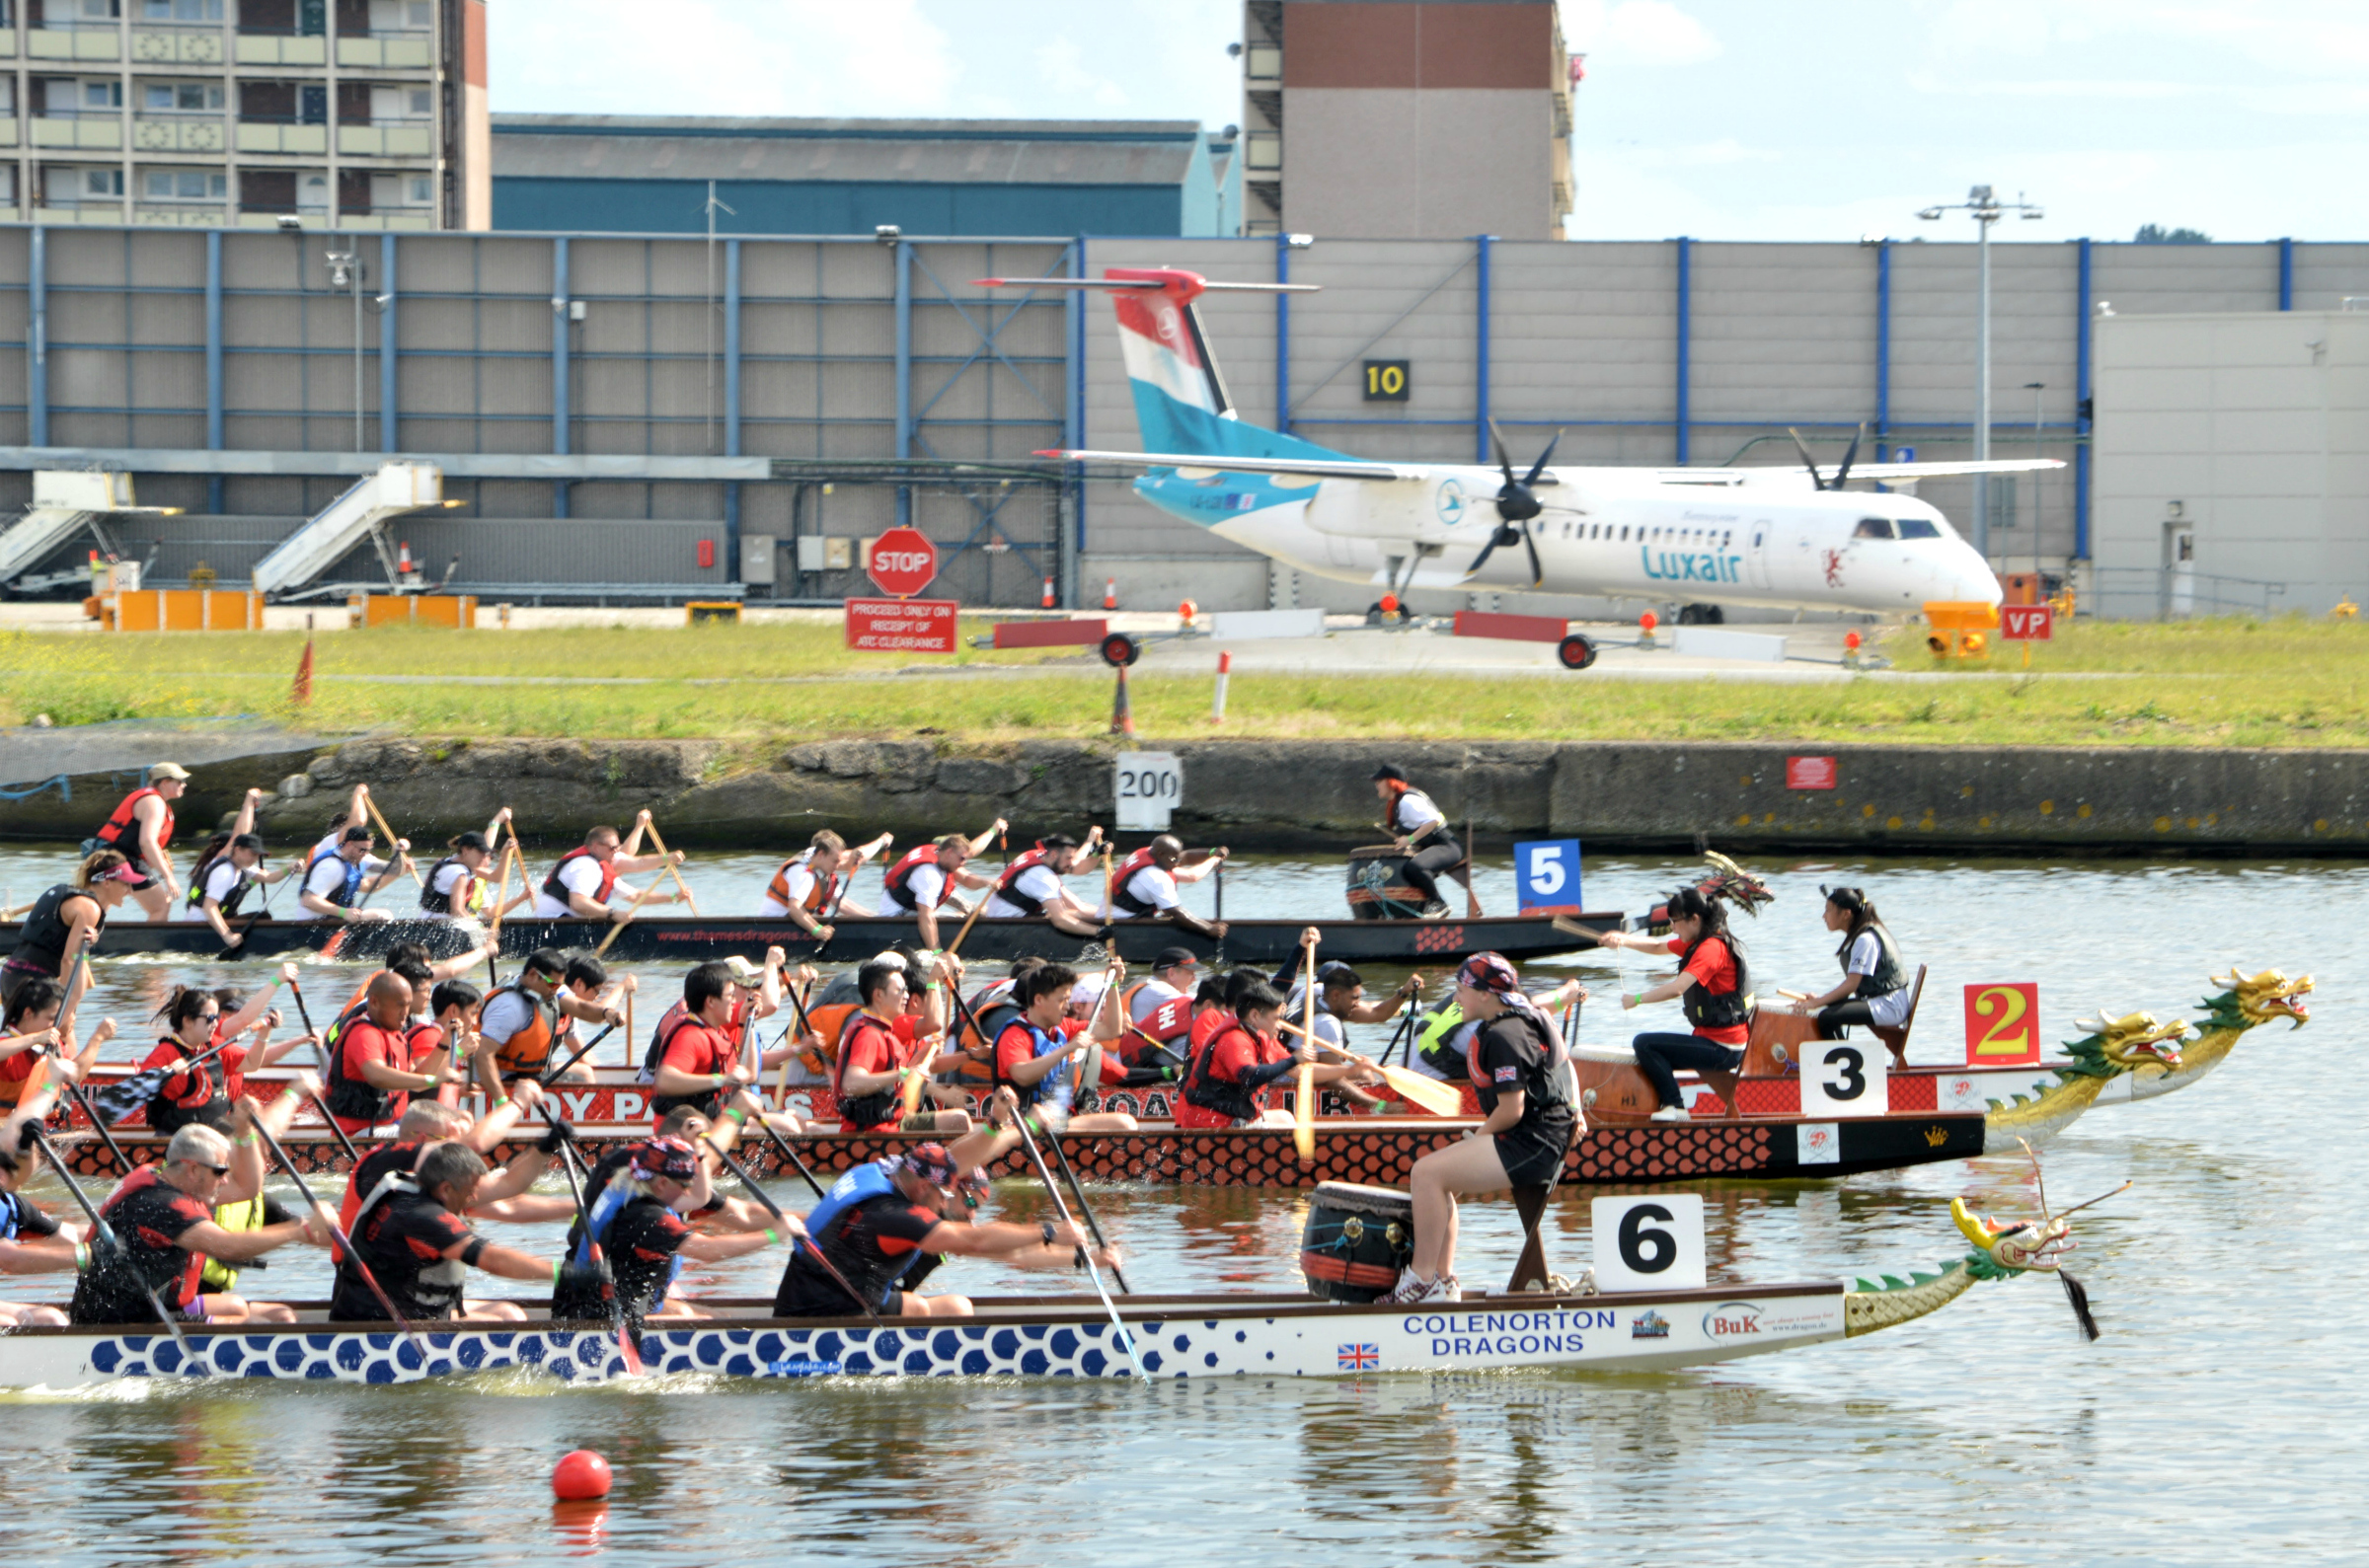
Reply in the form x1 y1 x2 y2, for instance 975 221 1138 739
1917 185 2044 561
325 246 363 454
2025 380 2044 588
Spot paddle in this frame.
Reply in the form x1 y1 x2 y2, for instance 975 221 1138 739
483 841 518 988
1041 1121 1132 1295
698 1133 886 1326
267 977 366 1162
86 1034 239 1130
1295 930 1318 1168
23 1123 193 1362
642 821 702 915
1275 1019 1463 1117
1009 1106 1144 1379
541 1103 642 1375
743 1099 830 1204
246 1111 428 1353
593 878 660 958
943 887 991 958
537 1020 621 1087
1463 818 1484 920
362 793 424 888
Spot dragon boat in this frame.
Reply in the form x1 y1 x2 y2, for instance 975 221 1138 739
0 1193 2105 1388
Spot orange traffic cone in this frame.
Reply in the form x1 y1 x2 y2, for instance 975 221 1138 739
1109 661 1135 736
1103 577 1118 611
1041 576 1056 609
292 635 315 707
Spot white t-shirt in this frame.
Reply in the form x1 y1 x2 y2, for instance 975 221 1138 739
897 861 949 913
304 852 383 906
1844 931 1913 1027
1284 987 1346 1051
182 858 255 920
1391 788 1446 837
478 988 544 1054
759 853 822 919
310 831 344 861
983 863 1067 920
1114 863 1181 918
428 859 479 920
1128 978 1186 1026
532 855 611 920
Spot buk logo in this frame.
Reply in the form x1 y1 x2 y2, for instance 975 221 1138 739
1702 1302 1764 1338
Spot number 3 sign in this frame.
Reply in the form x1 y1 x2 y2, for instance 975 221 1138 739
1591 1193 1706 1292
1797 1038 1888 1117
1963 983 2041 1066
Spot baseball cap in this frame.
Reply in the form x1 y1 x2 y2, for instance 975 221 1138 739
1455 952 1521 995
91 860 150 888
1069 973 1109 1010
629 1136 700 1183
722 955 765 984
1152 946 1199 971
148 762 191 782
899 1142 959 1190
1315 960 1361 987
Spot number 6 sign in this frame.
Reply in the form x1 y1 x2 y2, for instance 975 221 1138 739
1512 838 1582 915
1591 1193 1706 1292
1963 982 2041 1066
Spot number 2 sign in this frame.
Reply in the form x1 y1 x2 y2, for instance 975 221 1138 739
1963 983 2040 1065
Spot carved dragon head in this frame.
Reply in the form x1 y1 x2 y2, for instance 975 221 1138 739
2201 968 2313 1033
2057 1009 2188 1080
1696 852 1774 917
1951 1197 2075 1275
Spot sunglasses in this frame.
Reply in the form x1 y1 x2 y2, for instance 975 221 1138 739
191 1161 230 1177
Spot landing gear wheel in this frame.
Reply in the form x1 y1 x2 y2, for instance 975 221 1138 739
1557 633 1599 671
1676 603 1725 626
1099 633 1140 667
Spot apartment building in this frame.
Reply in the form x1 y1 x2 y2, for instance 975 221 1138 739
1239 0 1573 239
0 0 488 230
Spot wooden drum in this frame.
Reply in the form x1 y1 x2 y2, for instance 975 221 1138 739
1301 1181 1414 1302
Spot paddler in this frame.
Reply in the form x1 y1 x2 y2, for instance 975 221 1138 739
139 974 312 1136
876 817 1008 949
551 1135 786 1333
335 1139 603 1325
323 971 461 1137
299 825 412 925
183 788 293 952
69 1100 332 1326
989 961 1139 1133
1384 953 1582 1306
1116 947 1201 1071
529 810 686 922
1597 886 1750 1122
979 830 1108 937
2 978 115 1111
336 1089 565 1237
307 783 374 860
469 947 623 1104
0 1084 85 1324
1 849 142 1008
759 829 893 939
834 957 973 1135
84 761 190 921
1370 763 1462 918
648 957 805 1121
1175 978 1382 1130
420 830 498 921
1783 884 1917 1069
1108 835 1231 940
773 1099 1105 1320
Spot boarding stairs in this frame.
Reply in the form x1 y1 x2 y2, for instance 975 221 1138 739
0 471 179 590
250 462 451 599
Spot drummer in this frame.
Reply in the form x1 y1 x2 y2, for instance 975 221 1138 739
1384 954 1581 1306
1786 885 1916 1069
1370 764 1462 918
1597 887 1750 1122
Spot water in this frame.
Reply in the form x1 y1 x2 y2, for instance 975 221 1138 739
1 842 2360 1564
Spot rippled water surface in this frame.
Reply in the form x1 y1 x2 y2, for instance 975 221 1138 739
0 843 2359 1564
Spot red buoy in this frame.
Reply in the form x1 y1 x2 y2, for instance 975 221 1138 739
552 1450 613 1501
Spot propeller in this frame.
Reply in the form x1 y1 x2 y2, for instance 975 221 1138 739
1464 418 1561 587
1786 422 1867 490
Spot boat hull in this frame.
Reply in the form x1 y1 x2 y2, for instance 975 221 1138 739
0 1284 1849 1388
0 911 1621 967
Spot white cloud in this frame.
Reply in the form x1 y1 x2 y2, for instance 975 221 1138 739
1036 37 1131 110
1629 137 1779 168
1566 0 1721 67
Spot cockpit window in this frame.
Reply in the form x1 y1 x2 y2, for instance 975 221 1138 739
1898 518 1941 539
1853 517 1895 540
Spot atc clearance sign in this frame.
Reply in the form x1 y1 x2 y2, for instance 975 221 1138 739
2001 604 2053 640
845 597 956 654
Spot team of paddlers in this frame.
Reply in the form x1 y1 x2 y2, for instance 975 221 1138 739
0 761 1920 1325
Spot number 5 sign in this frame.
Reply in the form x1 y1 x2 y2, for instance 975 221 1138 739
1512 838 1581 915
1964 983 2041 1065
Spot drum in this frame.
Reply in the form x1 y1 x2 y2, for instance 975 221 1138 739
1345 846 1459 921
1300 1181 1414 1303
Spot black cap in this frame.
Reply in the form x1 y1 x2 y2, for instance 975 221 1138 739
1370 764 1408 784
1152 946 1198 970
341 825 373 844
1315 960 1361 987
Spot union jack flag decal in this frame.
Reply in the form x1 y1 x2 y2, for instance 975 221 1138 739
1337 1342 1380 1372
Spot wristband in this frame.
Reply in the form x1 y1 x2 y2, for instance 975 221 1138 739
1039 1220 1056 1245
725 1106 748 1126
711 1073 726 1087
74 1242 90 1271
764 1229 781 1246
234 1133 257 1147
552 1261 562 1285
492 1093 509 1107
1627 992 1643 1007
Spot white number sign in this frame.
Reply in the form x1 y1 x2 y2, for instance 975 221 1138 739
1591 1193 1707 1293
1114 751 1183 831
1796 1039 1889 1118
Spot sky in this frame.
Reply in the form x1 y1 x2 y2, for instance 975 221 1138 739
490 0 2369 242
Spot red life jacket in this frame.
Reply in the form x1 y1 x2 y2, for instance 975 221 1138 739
96 786 174 862
990 847 1060 917
764 850 833 915
1108 846 1164 917
151 1035 223 1111
880 845 955 912
102 1166 205 1309
1182 1022 1279 1124
324 1014 419 1127
834 1011 909 1128
542 847 619 910
1119 981 1194 1066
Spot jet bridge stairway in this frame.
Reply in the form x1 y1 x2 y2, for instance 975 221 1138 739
0 471 181 589
251 462 451 598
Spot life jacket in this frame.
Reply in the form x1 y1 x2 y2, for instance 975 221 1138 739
989 847 1061 917
834 1011 909 1128
1415 1003 1470 1079
95 786 174 863
991 1017 1075 1112
1108 847 1164 917
185 848 256 917
324 1013 414 1125
1182 1021 1275 1125
306 847 365 909
573 1182 686 1298
9 884 100 977
542 847 619 910
764 850 833 915
340 1171 470 1321
1464 1002 1574 1121
148 1035 225 1114
100 1166 205 1310
1119 981 1192 1066
1679 934 1753 1032
957 980 1020 1051
879 845 955 912
1845 923 1909 999
486 980 559 1078
1384 785 1446 844
639 997 704 1083
200 1194 267 1293
419 855 479 916
0 1189 42 1241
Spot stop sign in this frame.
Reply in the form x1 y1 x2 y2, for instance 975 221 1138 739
866 526 939 598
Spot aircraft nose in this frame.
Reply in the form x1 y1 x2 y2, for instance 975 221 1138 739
1941 545 2002 605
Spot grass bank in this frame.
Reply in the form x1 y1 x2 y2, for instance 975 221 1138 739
3 615 2365 748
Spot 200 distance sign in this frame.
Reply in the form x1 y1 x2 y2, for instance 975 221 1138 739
845 597 957 654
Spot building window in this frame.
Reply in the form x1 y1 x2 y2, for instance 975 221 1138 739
144 81 226 112
141 0 225 18
66 0 121 21
367 0 431 31
372 170 433 207
370 84 431 120
297 171 327 209
1245 131 1280 171
46 167 126 202
1245 43 1281 80
143 169 228 200
59 79 126 112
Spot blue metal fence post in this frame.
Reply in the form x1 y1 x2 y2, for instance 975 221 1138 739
378 233 398 454
2279 236 2294 311
2075 237 2093 561
551 236 570 518
1473 234 1492 463
28 226 46 450
1673 236 1691 466
205 229 223 511
1874 240 1891 454
724 238 742 580
893 238 912 527
1068 235 1087 599
1274 233 1292 436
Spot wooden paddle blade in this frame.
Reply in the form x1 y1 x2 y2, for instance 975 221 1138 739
1294 1062 1316 1165
1550 916 1602 945
1376 1065 1462 1117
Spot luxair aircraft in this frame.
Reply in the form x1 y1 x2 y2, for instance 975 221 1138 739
979 267 2060 619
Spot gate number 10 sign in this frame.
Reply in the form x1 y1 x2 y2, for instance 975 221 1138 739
1963 982 2041 1066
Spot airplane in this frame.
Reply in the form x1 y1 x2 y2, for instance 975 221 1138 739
977 266 2062 622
